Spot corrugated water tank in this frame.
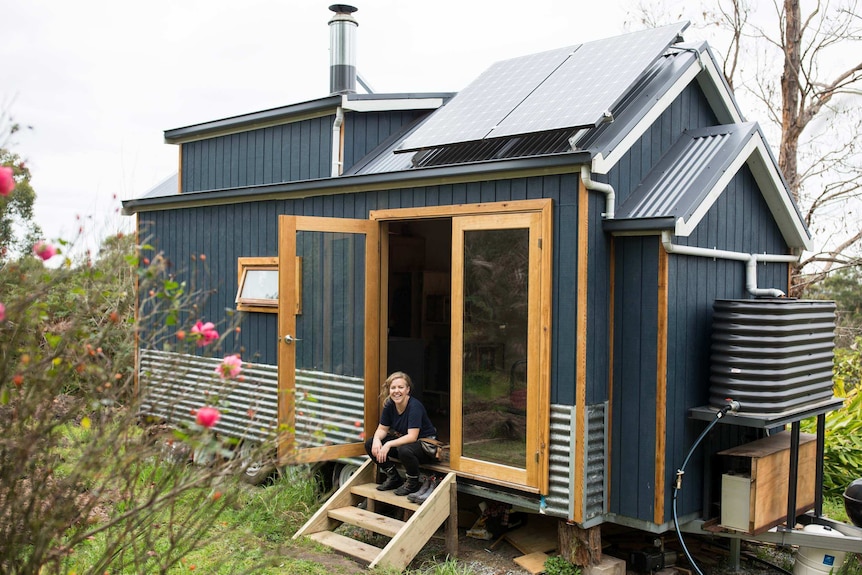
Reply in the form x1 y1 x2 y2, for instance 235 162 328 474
710 299 836 415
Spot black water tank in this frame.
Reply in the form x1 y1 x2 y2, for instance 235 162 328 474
709 299 836 415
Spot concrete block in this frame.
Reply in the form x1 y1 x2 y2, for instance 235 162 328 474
584 554 626 575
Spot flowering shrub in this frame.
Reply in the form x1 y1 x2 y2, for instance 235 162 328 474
0 230 276 574
195 406 222 428
32 239 56 261
191 320 219 346
215 354 243 379
0 165 14 196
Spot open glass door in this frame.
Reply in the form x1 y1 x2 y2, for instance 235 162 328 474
450 212 544 489
277 216 379 464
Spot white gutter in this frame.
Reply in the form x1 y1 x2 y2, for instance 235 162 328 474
331 106 344 177
661 231 797 297
581 165 615 219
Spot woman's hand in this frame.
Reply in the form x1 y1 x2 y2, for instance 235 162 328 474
376 441 391 463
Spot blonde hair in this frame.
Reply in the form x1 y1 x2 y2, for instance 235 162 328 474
381 371 412 402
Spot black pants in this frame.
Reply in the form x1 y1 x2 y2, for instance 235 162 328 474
364 435 430 478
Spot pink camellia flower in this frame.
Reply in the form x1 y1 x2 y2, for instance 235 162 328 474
190 320 219 347
0 167 14 197
195 406 221 429
33 240 57 261
0 302 5 322
214 354 242 379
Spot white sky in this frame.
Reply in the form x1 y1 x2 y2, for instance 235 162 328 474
1 0 647 253
8 0 796 260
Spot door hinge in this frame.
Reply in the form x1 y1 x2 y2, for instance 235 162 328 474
538 238 543 249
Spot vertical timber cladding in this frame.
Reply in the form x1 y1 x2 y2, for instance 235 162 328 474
611 236 661 523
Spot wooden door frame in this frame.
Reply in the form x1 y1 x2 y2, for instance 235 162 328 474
370 199 553 492
276 215 380 465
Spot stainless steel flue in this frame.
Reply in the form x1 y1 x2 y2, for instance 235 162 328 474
328 4 358 94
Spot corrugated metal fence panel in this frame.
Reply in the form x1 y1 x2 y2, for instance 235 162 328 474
294 370 366 449
139 349 278 443
138 350 365 450
584 402 607 521
546 402 607 522
546 403 575 519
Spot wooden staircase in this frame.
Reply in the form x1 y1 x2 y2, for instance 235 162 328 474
294 459 457 571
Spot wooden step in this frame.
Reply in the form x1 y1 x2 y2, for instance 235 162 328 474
328 505 405 537
350 482 420 511
307 530 380 565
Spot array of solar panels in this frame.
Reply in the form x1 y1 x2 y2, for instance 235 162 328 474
397 21 689 153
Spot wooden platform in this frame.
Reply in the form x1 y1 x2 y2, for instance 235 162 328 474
294 460 457 571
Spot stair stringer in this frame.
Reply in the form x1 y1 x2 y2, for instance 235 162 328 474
370 472 456 570
293 458 375 539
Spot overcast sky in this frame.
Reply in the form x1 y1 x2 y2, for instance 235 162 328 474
3 0 711 255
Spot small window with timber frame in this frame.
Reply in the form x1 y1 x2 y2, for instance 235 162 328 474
236 257 278 313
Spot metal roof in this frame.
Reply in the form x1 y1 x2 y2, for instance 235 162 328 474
605 123 812 249
164 92 453 144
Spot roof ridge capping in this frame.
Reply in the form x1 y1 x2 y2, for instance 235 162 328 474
608 121 812 251
163 92 453 144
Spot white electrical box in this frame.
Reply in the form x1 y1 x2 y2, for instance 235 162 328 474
721 473 752 531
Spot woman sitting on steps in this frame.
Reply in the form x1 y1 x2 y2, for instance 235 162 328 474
364 371 438 496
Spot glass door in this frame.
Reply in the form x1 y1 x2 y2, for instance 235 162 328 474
450 212 543 489
277 216 379 464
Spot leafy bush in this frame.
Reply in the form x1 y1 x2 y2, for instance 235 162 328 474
545 555 582 575
0 232 275 574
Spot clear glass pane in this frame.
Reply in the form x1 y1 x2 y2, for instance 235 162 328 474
461 228 529 468
294 230 366 448
240 269 278 300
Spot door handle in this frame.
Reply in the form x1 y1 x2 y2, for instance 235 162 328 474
282 334 301 344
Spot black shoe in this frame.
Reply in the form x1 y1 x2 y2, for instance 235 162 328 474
407 475 433 503
394 475 422 496
412 476 439 504
376 469 404 491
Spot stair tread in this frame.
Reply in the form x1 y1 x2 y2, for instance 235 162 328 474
329 505 405 537
351 482 420 510
308 530 380 564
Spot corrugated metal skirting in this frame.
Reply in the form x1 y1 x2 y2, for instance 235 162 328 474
138 350 365 450
546 402 607 523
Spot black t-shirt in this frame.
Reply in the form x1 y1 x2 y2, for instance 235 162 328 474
380 397 437 439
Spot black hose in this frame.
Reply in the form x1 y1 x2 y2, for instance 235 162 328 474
672 400 740 575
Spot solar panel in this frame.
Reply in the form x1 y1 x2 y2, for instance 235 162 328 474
398 45 576 151
398 22 689 152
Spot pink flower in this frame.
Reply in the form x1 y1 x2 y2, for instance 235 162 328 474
190 320 218 347
195 406 221 428
214 355 242 379
0 302 4 322
0 167 14 197
33 241 57 261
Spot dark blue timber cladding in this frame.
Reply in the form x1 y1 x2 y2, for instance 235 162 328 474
608 83 719 208
342 110 428 173
181 111 428 194
609 164 790 523
611 235 660 521
662 164 790 520
138 174 581 391
181 116 333 193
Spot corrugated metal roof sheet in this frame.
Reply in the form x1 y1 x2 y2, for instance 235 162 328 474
140 173 179 199
613 123 758 222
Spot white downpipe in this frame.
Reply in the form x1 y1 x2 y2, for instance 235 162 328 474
331 106 344 177
661 231 797 298
581 165 615 219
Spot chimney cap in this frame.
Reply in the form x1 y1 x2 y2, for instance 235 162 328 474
329 4 358 14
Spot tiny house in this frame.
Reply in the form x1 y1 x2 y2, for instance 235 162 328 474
124 6 854 566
